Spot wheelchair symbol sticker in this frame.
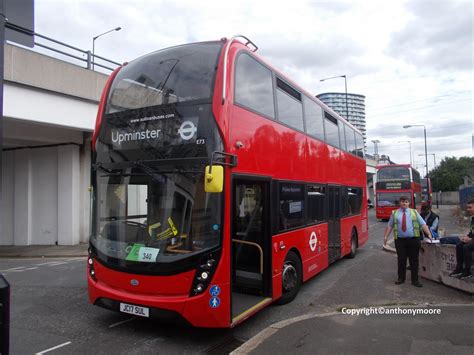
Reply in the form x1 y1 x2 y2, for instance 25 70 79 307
209 285 221 297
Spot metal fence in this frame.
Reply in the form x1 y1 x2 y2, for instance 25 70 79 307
5 22 120 72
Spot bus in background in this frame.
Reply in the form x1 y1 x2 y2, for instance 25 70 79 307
375 164 422 220
87 35 368 328
421 177 432 206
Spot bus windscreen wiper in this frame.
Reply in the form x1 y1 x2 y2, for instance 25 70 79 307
132 161 167 184
94 163 128 176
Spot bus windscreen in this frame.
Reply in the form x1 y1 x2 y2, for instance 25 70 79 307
377 192 412 207
106 42 223 113
91 166 222 273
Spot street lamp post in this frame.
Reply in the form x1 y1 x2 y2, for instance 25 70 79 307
371 139 380 155
398 140 413 166
92 26 122 69
320 75 349 120
418 153 436 170
403 124 429 180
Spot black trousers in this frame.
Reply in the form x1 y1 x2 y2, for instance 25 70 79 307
395 238 421 283
456 239 474 274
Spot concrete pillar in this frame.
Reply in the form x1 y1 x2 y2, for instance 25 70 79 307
80 134 92 243
1 151 14 245
58 145 80 245
31 147 59 245
14 149 32 245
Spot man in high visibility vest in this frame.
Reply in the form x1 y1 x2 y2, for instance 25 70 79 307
383 196 432 287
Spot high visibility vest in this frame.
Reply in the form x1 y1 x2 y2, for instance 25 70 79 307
392 208 420 239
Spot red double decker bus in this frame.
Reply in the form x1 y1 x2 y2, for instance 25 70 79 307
421 178 432 206
88 36 368 328
375 164 422 220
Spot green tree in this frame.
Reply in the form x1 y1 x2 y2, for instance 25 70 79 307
429 156 474 191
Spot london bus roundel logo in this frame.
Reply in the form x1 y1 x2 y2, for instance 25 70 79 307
309 232 318 252
178 121 197 140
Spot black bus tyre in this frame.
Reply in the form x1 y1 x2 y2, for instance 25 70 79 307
276 250 302 305
347 229 358 259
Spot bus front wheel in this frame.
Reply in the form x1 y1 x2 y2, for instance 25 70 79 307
276 251 301 305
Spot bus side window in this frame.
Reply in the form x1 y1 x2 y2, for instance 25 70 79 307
276 77 304 131
279 183 305 231
303 96 325 142
234 53 275 119
344 125 356 156
341 187 349 216
307 185 326 224
338 121 346 151
355 134 364 158
324 112 340 149
347 187 363 214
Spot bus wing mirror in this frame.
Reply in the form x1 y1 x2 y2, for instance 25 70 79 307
204 165 223 193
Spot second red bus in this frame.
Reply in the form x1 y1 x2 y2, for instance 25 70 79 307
375 164 422 220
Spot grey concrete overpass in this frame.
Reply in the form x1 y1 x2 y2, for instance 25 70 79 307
2 43 108 245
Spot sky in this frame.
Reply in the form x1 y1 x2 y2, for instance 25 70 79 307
33 0 473 173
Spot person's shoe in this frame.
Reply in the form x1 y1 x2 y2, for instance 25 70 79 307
412 281 423 287
459 273 473 280
394 279 405 285
449 270 463 277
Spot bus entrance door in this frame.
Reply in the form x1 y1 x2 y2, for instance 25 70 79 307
231 179 272 324
327 186 341 263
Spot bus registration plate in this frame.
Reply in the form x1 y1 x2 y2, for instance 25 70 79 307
120 303 149 317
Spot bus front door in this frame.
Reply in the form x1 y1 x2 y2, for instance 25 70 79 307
327 185 341 263
231 178 272 324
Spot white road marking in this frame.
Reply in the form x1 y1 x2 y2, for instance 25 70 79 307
36 261 63 266
109 317 137 328
3 266 27 271
0 266 39 273
35 341 72 354
47 262 71 267
0 258 85 274
36 259 85 266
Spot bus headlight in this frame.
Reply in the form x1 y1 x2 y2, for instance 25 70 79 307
194 284 204 294
190 253 219 296
88 248 97 281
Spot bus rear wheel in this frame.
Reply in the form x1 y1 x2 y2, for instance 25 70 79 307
276 251 301 305
347 229 358 259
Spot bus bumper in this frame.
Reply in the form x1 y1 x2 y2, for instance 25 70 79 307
87 260 231 328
